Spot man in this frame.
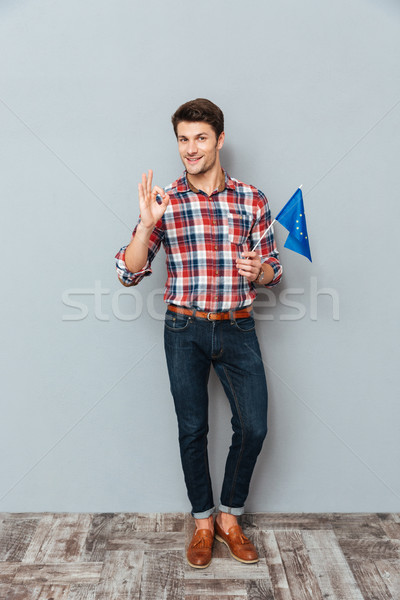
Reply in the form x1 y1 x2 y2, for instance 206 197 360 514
115 98 282 568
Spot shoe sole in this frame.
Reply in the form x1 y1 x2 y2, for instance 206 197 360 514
186 557 212 569
215 534 259 564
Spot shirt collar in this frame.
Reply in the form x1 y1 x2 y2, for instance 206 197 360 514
176 168 236 194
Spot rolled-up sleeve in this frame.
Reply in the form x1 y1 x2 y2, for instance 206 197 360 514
251 191 283 287
115 219 164 287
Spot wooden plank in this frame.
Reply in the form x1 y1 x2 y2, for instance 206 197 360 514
347 559 393 600
3 585 71 600
0 584 9 599
0 515 40 561
275 530 324 600
186 596 246 600
0 513 42 520
246 579 275 600
94 550 144 600
33 584 71 600
184 579 248 596
302 530 364 600
184 557 269 579
23 514 93 563
331 514 389 540
0 562 19 583
107 513 138 537
0 584 71 600
260 531 292 600
79 513 115 562
138 549 184 600
110 512 185 535
389 513 400 523
374 559 400 599
186 596 247 600
338 537 400 560
377 514 400 540
66 584 97 600
247 513 387 538
244 512 338 530
12 562 103 585
133 512 186 532
0 584 37 600
107 531 184 551
22 515 54 562
376 513 400 524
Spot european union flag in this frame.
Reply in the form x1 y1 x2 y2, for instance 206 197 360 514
275 188 312 262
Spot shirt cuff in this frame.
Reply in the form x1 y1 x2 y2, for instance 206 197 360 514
261 256 282 287
115 247 152 287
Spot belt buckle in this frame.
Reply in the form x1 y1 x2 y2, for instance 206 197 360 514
207 312 213 321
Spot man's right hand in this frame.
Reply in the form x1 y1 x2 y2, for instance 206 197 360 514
138 169 170 231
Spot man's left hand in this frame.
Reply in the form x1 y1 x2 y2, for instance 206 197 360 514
236 251 261 282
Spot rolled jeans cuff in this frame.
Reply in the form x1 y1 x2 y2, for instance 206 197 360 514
218 503 245 516
192 506 215 519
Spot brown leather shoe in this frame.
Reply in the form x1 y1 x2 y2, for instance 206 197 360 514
186 528 214 568
215 520 259 563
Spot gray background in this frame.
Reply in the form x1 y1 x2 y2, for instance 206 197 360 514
1 0 399 513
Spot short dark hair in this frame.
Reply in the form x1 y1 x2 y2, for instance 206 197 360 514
171 98 224 139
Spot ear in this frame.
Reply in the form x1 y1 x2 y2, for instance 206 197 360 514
217 131 225 150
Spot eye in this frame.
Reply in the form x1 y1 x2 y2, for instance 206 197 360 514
199 136 206 141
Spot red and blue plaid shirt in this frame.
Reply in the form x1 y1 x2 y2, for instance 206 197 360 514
115 169 282 312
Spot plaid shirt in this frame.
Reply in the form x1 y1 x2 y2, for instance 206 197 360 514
115 169 282 312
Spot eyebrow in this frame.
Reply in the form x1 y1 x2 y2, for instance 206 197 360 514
178 132 209 138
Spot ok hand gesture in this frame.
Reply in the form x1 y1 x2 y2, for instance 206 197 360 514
138 170 170 230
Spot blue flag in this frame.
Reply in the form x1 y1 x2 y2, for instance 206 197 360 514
275 188 312 262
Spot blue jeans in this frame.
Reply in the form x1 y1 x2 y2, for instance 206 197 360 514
164 307 268 519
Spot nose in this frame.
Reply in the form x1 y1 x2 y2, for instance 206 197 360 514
187 140 198 155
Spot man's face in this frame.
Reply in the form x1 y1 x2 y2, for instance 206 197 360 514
176 121 225 176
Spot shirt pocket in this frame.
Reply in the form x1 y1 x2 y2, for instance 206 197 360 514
227 211 253 245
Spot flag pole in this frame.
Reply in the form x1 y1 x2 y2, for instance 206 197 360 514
251 220 275 252
251 185 303 252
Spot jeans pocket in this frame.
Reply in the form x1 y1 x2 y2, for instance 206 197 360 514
164 311 192 331
234 316 256 332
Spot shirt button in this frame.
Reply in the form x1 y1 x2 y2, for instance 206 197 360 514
213 220 216 224
214 296 218 299
214 245 218 250
215 270 219 275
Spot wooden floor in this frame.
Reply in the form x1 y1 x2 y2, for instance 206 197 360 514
0 512 399 599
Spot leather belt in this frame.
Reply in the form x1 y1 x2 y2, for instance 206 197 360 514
167 304 252 321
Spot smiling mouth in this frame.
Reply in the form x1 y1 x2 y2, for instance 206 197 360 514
186 156 202 163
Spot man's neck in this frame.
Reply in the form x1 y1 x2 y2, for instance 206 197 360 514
187 162 224 197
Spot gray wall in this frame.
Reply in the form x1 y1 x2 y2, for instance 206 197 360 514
1 0 399 513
